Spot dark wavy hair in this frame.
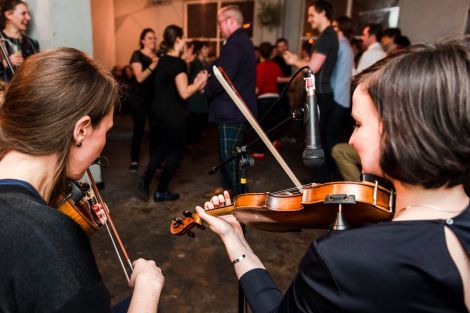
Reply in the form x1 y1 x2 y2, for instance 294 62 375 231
159 25 183 54
354 41 470 189
139 28 155 49
0 0 26 29
309 1 333 21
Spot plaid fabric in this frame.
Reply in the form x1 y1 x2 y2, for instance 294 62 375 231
218 122 248 195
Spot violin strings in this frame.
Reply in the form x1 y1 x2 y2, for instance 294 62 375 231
104 222 130 283
272 183 313 195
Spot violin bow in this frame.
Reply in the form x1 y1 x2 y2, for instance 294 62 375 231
213 66 304 193
86 169 134 282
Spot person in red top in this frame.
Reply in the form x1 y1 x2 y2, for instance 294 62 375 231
253 42 289 159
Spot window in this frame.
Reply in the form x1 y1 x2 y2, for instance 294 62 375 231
184 0 254 56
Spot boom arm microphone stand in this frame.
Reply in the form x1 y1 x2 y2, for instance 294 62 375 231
208 107 304 176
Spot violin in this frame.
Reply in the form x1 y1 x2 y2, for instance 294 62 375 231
54 168 134 282
170 179 395 237
54 180 106 236
171 67 396 237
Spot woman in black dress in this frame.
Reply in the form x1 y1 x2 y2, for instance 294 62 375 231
129 28 158 172
139 25 208 202
196 42 470 312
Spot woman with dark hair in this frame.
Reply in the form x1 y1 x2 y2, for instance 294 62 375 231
195 41 470 312
0 0 39 81
138 25 208 202
129 28 158 172
0 48 163 312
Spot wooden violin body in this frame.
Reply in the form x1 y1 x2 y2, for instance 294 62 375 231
53 180 106 236
170 180 395 236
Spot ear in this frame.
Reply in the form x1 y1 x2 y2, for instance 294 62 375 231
4 10 14 19
73 115 92 147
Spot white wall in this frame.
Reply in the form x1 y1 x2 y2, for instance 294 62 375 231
113 0 184 66
28 0 93 55
399 0 469 42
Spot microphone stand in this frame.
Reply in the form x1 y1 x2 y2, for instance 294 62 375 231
208 107 304 176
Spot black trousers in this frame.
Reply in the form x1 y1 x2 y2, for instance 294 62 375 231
186 112 208 144
129 93 152 163
142 124 185 192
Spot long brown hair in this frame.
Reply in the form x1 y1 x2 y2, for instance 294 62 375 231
0 47 118 193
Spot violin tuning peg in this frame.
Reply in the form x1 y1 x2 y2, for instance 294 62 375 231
187 231 195 238
198 225 206 230
183 210 193 218
172 217 183 226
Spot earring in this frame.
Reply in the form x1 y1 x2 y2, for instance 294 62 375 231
76 143 82 147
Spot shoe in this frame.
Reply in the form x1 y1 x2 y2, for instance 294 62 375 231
153 191 180 202
137 179 149 201
272 140 282 150
251 152 265 160
129 162 138 172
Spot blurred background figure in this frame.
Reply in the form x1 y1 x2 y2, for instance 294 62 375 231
252 41 289 160
129 28 159 172
186 40 210 150
139 25 207 202
120 65 137 114
0 0 39 81
394 35 411 51
381 27 401 54
355 23 386 73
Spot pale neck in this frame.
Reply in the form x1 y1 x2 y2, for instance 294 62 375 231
393 182 469 221
167 49 179 57
0 151 59 202
3 24 22 39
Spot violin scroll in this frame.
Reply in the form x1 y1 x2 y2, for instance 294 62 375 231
170 212 206 237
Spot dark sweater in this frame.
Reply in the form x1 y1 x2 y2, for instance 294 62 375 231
240 202 470 312
206 28 257 123
0 180 111 313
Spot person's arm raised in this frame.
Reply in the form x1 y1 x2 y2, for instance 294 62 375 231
174 70 208 100
132 57 158 83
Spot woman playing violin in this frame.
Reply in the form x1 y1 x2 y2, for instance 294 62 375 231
196 41 470 312
0 48 163 312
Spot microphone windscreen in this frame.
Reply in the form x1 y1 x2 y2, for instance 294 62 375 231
302 147 325 167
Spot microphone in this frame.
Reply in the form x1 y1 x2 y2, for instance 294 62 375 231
302 68 325 167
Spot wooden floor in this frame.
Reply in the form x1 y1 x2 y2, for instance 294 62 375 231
91 113 329 312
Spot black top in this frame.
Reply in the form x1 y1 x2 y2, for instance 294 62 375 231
272 54 291 95
130 50 156 100
206 27 257 123
0 32 39 81
151 54 187 129
187 57 209 114
314 26 338 94
0 180 111 313
240 202 470 313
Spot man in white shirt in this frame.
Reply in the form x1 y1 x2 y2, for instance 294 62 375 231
355 23 386 74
